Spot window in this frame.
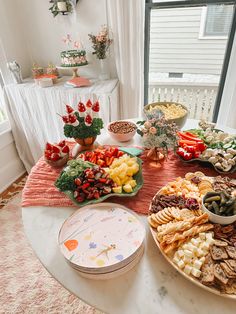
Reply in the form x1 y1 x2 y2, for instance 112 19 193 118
144 0 236 122
200 5 234 38
0 71 10 133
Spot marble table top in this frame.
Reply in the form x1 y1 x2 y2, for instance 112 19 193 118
22 119 236 314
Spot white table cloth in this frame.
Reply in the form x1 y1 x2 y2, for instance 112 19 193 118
22 119 236 314
5 78 119 172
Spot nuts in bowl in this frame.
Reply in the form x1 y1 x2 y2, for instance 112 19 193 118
202 191 236 225
108 120 137 142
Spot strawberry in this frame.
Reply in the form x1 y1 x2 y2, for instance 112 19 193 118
58 140 66 147
45 142 52 150
86 99 93 108
78 102 86 113
68 114 77 123
52 145 60 153
84 114 93 126
44 150 52 160
92 100 100 113
66 104 74 114
61 145 69 154
62 115 69 123
75 178 82 186
50 153 61 161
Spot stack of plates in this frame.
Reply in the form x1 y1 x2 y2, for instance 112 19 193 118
58 203 145 280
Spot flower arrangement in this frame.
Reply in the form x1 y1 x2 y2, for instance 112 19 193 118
137 116 179 159
61 100 103 140
88 25 113 60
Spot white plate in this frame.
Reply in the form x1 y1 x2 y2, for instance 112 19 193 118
58 203 145 274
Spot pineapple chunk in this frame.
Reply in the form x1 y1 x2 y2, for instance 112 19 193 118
129 180 137 188
123 183 133 193
112 186 122 194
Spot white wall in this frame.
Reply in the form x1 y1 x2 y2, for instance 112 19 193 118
0 0 31 81
0 128 25 193
18 0 116 78
149 7 227 75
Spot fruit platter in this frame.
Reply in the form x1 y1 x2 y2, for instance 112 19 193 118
55 147 143 206
176 121 236 173
148 172 236 298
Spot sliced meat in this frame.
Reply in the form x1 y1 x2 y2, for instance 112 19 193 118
213 264 229 285
210 245 228 260
225 246 236 259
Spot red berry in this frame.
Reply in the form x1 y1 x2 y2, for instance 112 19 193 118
50 153 61 161
62 145 69 153
58 140 66 147
45 142 52 150
44 150 52 160
84 114 93 126
52 145 60 153
69 115 77 123
86 99 93 108
92 101 100 112
66 104 74 114
74 178 82 186
62 115 69 123
78 102 86 112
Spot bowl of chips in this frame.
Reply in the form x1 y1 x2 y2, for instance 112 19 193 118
144 102 188 129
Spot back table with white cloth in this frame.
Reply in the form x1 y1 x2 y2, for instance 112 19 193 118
4 77 119 172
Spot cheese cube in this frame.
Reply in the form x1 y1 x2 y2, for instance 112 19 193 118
183 255 191 264
191 238 200 247
184 249 194 258
177 250 184 258
205 233 213 241
199 233 206 240
196 248 204 257
177 260 185 269
193 260 203 270
182 243 188 250
185 243 195 251
173 256 180 265
201 242 210 251
183 265 192 275
199 256 206 264
191 268 201 278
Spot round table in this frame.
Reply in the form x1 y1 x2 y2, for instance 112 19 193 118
22 119 236 314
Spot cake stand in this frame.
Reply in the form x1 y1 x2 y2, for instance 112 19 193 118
57 63 88 79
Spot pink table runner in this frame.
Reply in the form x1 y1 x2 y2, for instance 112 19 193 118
22 149 236 215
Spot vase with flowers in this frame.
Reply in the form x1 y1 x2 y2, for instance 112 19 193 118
88 25 113 80
60 100 103 156
137 116 179 164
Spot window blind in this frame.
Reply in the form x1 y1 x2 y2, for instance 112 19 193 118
205 4 234 36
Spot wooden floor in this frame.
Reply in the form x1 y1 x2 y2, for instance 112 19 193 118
0 173 27 208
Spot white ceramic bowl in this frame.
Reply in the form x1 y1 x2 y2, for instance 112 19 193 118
107 120 137 142
201 196 236 225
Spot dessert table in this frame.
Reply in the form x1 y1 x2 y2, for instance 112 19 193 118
4 77 119 172
22 119 236 314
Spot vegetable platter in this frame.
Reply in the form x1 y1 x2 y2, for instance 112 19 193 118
55 147 143 207
148 171 236 298
175 122 236 173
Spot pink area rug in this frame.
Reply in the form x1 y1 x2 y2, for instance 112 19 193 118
0 193 102 314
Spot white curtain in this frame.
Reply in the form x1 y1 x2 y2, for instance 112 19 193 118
217 33 236 129
107 0 145 119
